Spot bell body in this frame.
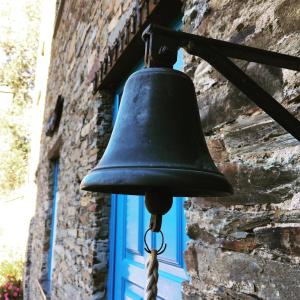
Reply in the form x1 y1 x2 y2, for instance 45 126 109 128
81 68 233 197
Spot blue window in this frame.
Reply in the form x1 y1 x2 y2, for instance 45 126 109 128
108 21 188 300
46 159 59 295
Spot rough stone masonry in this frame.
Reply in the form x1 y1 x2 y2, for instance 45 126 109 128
24 0 300 299
183 0 300 299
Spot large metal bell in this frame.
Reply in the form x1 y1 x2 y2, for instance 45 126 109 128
81 68 233 197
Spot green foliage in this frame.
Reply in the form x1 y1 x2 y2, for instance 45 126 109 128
0 0 41 194
0 254 23 299
0 255 24 285
0 113 30 192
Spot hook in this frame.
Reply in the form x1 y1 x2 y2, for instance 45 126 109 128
144 228 167 255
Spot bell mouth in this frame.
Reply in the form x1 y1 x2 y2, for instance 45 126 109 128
80 166 233 197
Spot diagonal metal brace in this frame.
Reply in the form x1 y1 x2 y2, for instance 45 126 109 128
186 42 300 141
142 24 300 141
143 24 300 71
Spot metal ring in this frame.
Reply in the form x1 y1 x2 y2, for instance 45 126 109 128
144 228 167 255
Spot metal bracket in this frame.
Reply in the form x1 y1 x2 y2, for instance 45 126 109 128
142 24 300 141
149 214 162 232
145 192 173 232
143 25 178 68
144 228 167 254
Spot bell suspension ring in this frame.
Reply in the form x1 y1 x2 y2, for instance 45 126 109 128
144 228 167 300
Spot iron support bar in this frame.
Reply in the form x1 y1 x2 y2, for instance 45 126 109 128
186 43 300 141
142 24 300 141
143 24 300 71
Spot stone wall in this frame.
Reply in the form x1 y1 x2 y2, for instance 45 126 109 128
24 0 135 299
182 0 300 299
25 0 300 299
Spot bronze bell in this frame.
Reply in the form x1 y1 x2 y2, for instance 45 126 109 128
81 68 233 199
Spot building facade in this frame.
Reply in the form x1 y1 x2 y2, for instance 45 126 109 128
25 0 300 299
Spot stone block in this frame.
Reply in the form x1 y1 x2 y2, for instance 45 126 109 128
79 212 90 225
68 34 77 63
254 225 300 256
25 1 300 299
92 291 106 300
206 137 229 163
219 162 298 205
76 24 91 57
81 122 92 137
187 222 216 243
275 0 300 34
87 203 97 212
184 242 300 299
220 237 259 253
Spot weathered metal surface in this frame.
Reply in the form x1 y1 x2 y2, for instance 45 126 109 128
81 68 233 196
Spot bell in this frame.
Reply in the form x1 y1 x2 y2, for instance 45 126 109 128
81 68 233 198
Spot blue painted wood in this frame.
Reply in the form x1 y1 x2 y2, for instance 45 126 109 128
47 159 59 294
108 21 187 300
107 194 117 300
112 196 187 299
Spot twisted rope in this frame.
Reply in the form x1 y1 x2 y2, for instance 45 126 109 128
143 228 166 300
145 250 159 300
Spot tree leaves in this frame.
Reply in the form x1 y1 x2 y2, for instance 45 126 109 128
0 0 41 194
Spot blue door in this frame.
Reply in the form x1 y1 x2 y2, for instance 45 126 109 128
47 159 59 295
108 30 187 300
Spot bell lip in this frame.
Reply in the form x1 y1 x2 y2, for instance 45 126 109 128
80 166 233 197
